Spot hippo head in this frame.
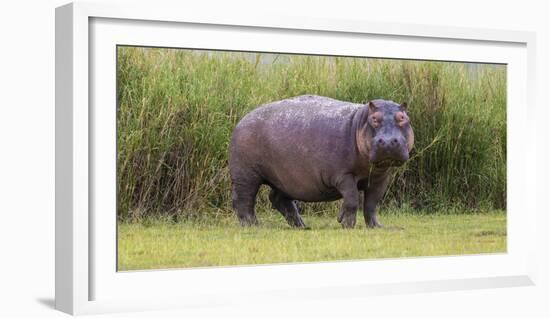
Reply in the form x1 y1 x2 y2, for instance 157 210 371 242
357 99 414 167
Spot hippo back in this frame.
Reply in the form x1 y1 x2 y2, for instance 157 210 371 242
230 95 364 201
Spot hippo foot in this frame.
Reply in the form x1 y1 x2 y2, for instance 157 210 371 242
338 214 356 229
337 211 344 223
291 224 311 230
238 215 258 227
366 219 383 228
286 215 308 229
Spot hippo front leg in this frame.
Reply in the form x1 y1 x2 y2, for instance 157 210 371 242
336 175 359 229
363 175 390 228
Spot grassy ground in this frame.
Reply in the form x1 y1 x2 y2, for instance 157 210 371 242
117 209 506 271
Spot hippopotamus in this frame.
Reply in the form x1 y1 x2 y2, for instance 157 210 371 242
229 95 414 229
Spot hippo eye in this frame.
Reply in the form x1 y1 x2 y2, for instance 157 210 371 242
395 112 407 126
370 117 380 128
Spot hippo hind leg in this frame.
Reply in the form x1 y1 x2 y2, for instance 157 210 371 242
231 179 261 226
269 188 307 229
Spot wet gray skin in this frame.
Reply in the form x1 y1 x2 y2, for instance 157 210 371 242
229 95 414 229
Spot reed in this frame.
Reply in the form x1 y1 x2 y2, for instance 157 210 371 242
116 47 506 221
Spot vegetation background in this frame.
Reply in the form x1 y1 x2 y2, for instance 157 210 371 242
116 46 506 222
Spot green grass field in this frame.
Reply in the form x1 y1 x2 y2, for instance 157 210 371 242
117 209 506 271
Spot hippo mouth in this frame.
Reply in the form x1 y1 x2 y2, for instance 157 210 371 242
372 158 406 168
369 144 409 168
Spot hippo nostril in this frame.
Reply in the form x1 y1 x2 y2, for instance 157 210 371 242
377 139 385 145
391 138 399 145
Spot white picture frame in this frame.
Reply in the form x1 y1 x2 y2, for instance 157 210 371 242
55 2 537 315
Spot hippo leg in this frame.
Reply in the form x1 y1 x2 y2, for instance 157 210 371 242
363 175 390 228
269 188 307 228
231 179 261 226
335 175 359 229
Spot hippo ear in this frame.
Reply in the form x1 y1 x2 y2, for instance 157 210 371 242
401 102 408 110
368 101 378 113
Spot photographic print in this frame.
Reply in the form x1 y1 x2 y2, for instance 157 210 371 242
116 46 506 271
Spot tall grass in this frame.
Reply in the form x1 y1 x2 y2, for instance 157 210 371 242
117 47 506 221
